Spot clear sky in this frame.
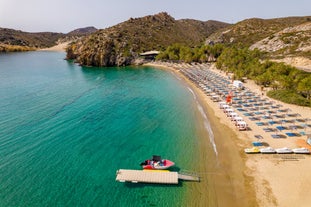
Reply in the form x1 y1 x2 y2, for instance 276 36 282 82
0 0 310 33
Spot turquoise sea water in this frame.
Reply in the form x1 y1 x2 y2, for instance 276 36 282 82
0 52 203 206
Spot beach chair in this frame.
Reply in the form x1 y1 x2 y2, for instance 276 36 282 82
268 121 277 125
243 113 253 117
276 126 287 131
263 128 274 132
254 135 263 139
271 134 286 138
285 132 300 137
252 142 263 146
256 122 265 126
300 131 306 136
249 117 260 121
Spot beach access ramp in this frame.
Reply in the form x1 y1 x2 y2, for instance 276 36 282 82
116 169 200 184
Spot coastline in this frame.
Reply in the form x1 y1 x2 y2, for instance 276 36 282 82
145 62 311 207
39 42 69 52
146 62 256 206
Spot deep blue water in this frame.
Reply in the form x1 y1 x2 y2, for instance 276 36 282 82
0 52 202 206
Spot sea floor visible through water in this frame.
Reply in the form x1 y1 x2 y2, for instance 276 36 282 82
0 51 254 207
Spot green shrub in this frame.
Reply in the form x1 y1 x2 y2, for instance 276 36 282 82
267 90 311 107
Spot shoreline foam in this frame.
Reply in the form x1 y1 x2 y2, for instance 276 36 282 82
146 62 256 206
145 61 311 207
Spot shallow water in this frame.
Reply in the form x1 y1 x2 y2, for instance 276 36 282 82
0 52 206 206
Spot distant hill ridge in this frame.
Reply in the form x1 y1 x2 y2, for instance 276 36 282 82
0 26 97 52
67 27 98 36
66 12 229 66
250 21 311 55
1 13 310 68
206 16 311 46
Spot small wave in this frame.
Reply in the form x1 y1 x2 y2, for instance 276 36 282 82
197 103 218 156
187 87 196 100
170 71 181 80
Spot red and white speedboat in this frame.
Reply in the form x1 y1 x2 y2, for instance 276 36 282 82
140 155 175 170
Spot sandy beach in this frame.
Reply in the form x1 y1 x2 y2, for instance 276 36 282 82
145 61 311 207
39 42 69 52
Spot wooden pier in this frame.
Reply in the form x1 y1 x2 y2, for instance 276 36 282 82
116 169 200 184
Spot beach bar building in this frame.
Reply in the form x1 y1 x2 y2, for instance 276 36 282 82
140 51 160 61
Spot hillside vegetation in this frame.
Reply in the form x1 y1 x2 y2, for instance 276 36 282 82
0 27 97 52
206 16 311 47
66 12 229 66
215 46 311 106
156 15 311 107
250 22 311 59
0 28 65 51
218 17 311 70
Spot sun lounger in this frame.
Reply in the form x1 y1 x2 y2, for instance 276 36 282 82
276 126 287 131
301 123 309 128
252 142 263 146
300 131 306 135
254 135 263 139
287 113 300 117
243 113 253 116
263 128 275 132
285 132 300 137
256 122 265 126
262 116 271 119
288 125 298 130
268 121 277 125
271 134 286 138
249 117 260 121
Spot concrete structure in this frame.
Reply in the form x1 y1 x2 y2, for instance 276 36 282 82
116 169 200 184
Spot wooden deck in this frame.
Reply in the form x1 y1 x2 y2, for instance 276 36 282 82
116 169 178 184
116 169 200 184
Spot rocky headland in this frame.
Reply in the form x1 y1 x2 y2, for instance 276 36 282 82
0 26 97 52
65 12 229 66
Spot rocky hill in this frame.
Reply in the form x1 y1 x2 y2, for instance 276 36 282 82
66 12 230 66
0 28 65 51
67 27 98 36
249 21 311 71
205 16 311 70
0 27 97 52
206 16 311 46
250 22 311 56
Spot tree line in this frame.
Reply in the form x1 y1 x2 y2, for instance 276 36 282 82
156 43 311 107
156 43 224 63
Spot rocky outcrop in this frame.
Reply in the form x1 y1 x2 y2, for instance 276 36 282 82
0 26 97 51
249 22 311 70
66 27 98 36
205 16 311 47
66 12 229 67
250 22 311 53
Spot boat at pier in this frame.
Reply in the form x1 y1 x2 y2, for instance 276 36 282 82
140 155 175 170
